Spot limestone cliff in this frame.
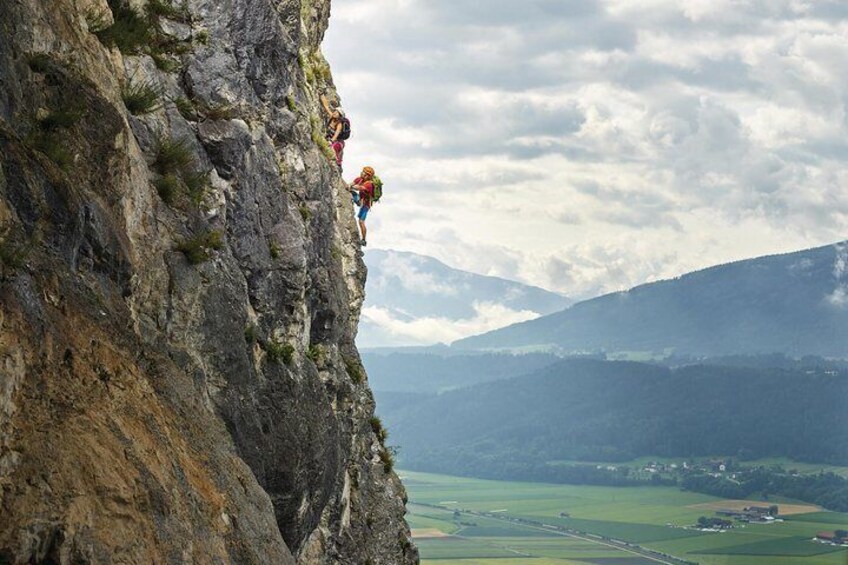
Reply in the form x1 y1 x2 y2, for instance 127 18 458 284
0 0 417 563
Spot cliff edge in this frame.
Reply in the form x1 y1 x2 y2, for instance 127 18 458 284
0 0 417 563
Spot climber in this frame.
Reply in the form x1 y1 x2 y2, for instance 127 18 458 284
348 166 377 247
320 94 350 169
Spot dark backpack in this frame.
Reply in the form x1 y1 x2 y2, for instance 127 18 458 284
338 118 351 140
371 176 383 203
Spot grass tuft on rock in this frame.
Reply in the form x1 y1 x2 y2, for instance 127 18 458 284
299 205 312 222
151 52 181 73
146 0 190 22
174 97 197 121
182 170 209 204
0 235 30 271
197 101 237 121
269 241 281 259
94 2 153 54
369 416 388 444
378 448 395 474
306 344 323 364
176 230 222 264
153 135 193 175
345 358 365 385
28 132 72 169
266 340 294 365
38 107 83 131
122 79 162 115
153 174 180 205
27 53 53 73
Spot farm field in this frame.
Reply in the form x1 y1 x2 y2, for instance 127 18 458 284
401 470 848 565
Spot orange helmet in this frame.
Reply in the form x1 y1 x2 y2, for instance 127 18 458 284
362 166 375 177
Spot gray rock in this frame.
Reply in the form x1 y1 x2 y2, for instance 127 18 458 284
0 0 417 563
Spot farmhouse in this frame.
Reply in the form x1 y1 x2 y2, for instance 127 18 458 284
816 532 836 542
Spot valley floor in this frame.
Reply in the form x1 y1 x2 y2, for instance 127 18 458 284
401 470 848 565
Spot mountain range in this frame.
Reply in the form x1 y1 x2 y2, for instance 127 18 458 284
359 249 571 347
456 241 848 358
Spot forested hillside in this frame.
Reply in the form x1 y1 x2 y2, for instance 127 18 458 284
384 359 848 472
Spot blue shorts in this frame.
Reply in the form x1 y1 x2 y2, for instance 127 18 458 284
358 205 369 221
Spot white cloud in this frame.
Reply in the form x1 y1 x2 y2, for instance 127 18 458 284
828 242 848 308
325 0 848 299
371 252 460 296
361 302 541 345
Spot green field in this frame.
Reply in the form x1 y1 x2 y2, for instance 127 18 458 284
402 470 848 565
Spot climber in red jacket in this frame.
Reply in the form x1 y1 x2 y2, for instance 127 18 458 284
348 166 376 247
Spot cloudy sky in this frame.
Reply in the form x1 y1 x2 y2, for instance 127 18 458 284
324 0 848 301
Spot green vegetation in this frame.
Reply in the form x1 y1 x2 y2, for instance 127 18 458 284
306 344 323 364
269 241 281 259
381 358 848 504
403 471 848 565
151 52 181 73
379 448 394 473
27 96 84 169
182 170 209 205
285 95 297 112
193 30 209 45
38 107 83 131
154 174 180 205
244 324 258 344
152 134 209 205
27 53 53 74
309 115 335 160
789 512 848 525
175 230 222 264
697 537 845 557
146 0 190 22
93 2 152 54
266 340 294 365
345 358 365 384
0 235 30 271
28 131 72 168
122 79 162 115
92 0 194 69
173 97 197 121
299 205 312 222
196 101 236 121
154 135 193 174
369 416 388 444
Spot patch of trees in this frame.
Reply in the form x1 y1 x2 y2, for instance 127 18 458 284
697 517 732 528
682 468 848 512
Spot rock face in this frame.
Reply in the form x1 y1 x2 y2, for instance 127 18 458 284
0 0 417 563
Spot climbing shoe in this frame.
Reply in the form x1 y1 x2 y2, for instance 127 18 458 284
360 239 367 247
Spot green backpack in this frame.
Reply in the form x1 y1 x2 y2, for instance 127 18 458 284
371 176 383 203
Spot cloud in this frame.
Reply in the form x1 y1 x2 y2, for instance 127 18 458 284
361 301 542 345
827 242 848 308
370 251 460 296
325 0 848 300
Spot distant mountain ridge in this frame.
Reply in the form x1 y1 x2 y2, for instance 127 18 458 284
359 249 571 347
455 241 848 358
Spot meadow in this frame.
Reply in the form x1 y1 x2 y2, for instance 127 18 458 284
402 470 848 565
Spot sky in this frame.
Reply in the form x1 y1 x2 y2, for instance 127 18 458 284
323 0 848 302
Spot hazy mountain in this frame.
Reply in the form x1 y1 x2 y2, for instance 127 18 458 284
363 351 561 394
359 249 571 347
455 241 848 358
